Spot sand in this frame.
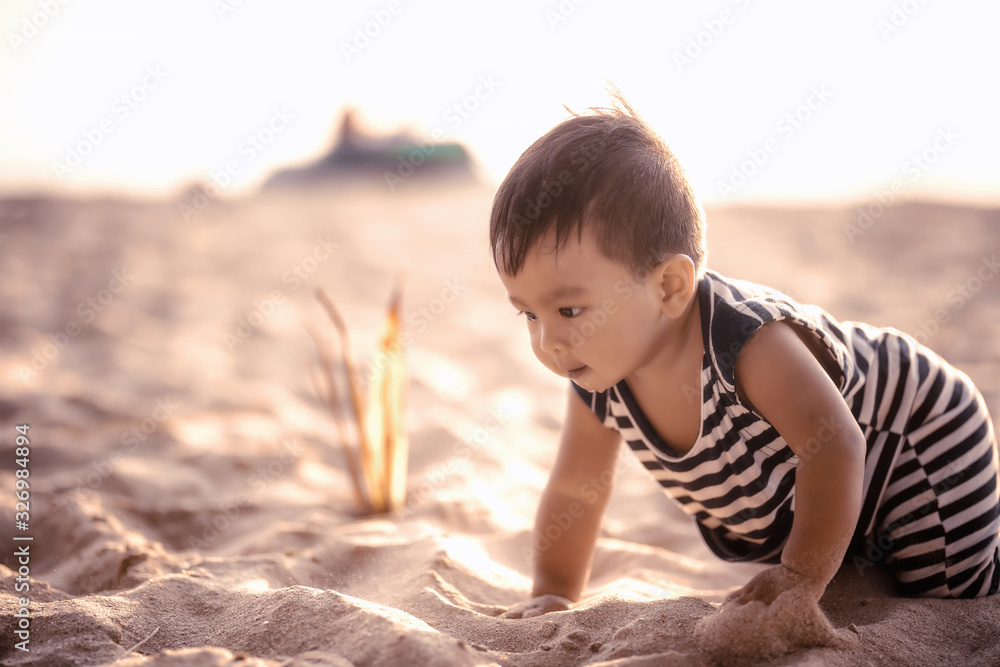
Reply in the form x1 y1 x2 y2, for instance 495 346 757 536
1 182 999 666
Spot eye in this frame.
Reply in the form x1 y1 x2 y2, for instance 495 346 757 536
559 307 583 318
517 310 537 322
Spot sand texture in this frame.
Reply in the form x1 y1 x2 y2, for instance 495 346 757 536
1 184 999 666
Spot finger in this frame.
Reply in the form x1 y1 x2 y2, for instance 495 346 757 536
522 607 542 619
501 609 523 619
746 583 773 604
732 584 759 605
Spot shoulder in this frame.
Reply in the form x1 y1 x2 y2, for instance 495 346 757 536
734 320 835 416
554 383 622 488
700 271 800 387
701 271 849 394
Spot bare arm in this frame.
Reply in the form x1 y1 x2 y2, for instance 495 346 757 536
733 321 866 596
504 383 622 617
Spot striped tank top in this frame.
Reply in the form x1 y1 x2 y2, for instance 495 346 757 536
572 269 998 579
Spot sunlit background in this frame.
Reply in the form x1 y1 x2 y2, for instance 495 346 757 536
1 0 998 205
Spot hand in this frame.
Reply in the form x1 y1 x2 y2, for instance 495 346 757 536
500 594 573 619
725 563 826 606
696 564 843 660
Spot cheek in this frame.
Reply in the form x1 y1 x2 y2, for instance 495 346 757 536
574 320 605 350
600 304 654 350
567 317 617 361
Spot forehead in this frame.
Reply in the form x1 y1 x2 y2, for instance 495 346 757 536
499 227 625 300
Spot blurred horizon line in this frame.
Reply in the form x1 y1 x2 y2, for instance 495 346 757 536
2 177 998 213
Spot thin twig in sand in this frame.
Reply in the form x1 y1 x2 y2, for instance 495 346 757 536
306 321 368 512
316 287 384 511
124 626 160 654
311 282 408 514
380 276 407 509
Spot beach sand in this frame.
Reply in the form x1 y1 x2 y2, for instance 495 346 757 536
1 182 998 666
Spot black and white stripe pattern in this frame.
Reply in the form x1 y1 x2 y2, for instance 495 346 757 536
573 270 999 597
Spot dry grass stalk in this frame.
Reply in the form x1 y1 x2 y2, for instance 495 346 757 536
305 321 367 512
311 281 408 513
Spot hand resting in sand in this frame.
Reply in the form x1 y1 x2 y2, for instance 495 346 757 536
501 593 573 618
725 563 826 606
695 564 844 661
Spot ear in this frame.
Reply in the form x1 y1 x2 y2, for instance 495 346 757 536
653 255 696 318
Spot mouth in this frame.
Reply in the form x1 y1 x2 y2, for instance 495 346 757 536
564 365 588 380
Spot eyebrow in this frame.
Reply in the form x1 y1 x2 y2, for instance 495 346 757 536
508 285 587 308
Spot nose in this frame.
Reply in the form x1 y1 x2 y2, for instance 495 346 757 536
537 320 568 356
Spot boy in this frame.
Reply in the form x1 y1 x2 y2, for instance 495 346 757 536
491 95 1000 619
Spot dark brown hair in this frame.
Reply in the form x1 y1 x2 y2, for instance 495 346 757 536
489 91 706 278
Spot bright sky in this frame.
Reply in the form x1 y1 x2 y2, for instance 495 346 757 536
1 0 998 205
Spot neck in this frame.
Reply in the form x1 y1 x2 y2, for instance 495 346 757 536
627 288 703 388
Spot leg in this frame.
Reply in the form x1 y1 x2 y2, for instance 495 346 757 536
876 382 999 597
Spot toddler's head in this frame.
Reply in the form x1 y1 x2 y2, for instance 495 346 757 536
490 94 708 392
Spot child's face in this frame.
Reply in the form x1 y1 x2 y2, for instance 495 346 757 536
498 225 674 393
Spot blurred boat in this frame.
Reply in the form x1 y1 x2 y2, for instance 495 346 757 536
264 110 475 189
